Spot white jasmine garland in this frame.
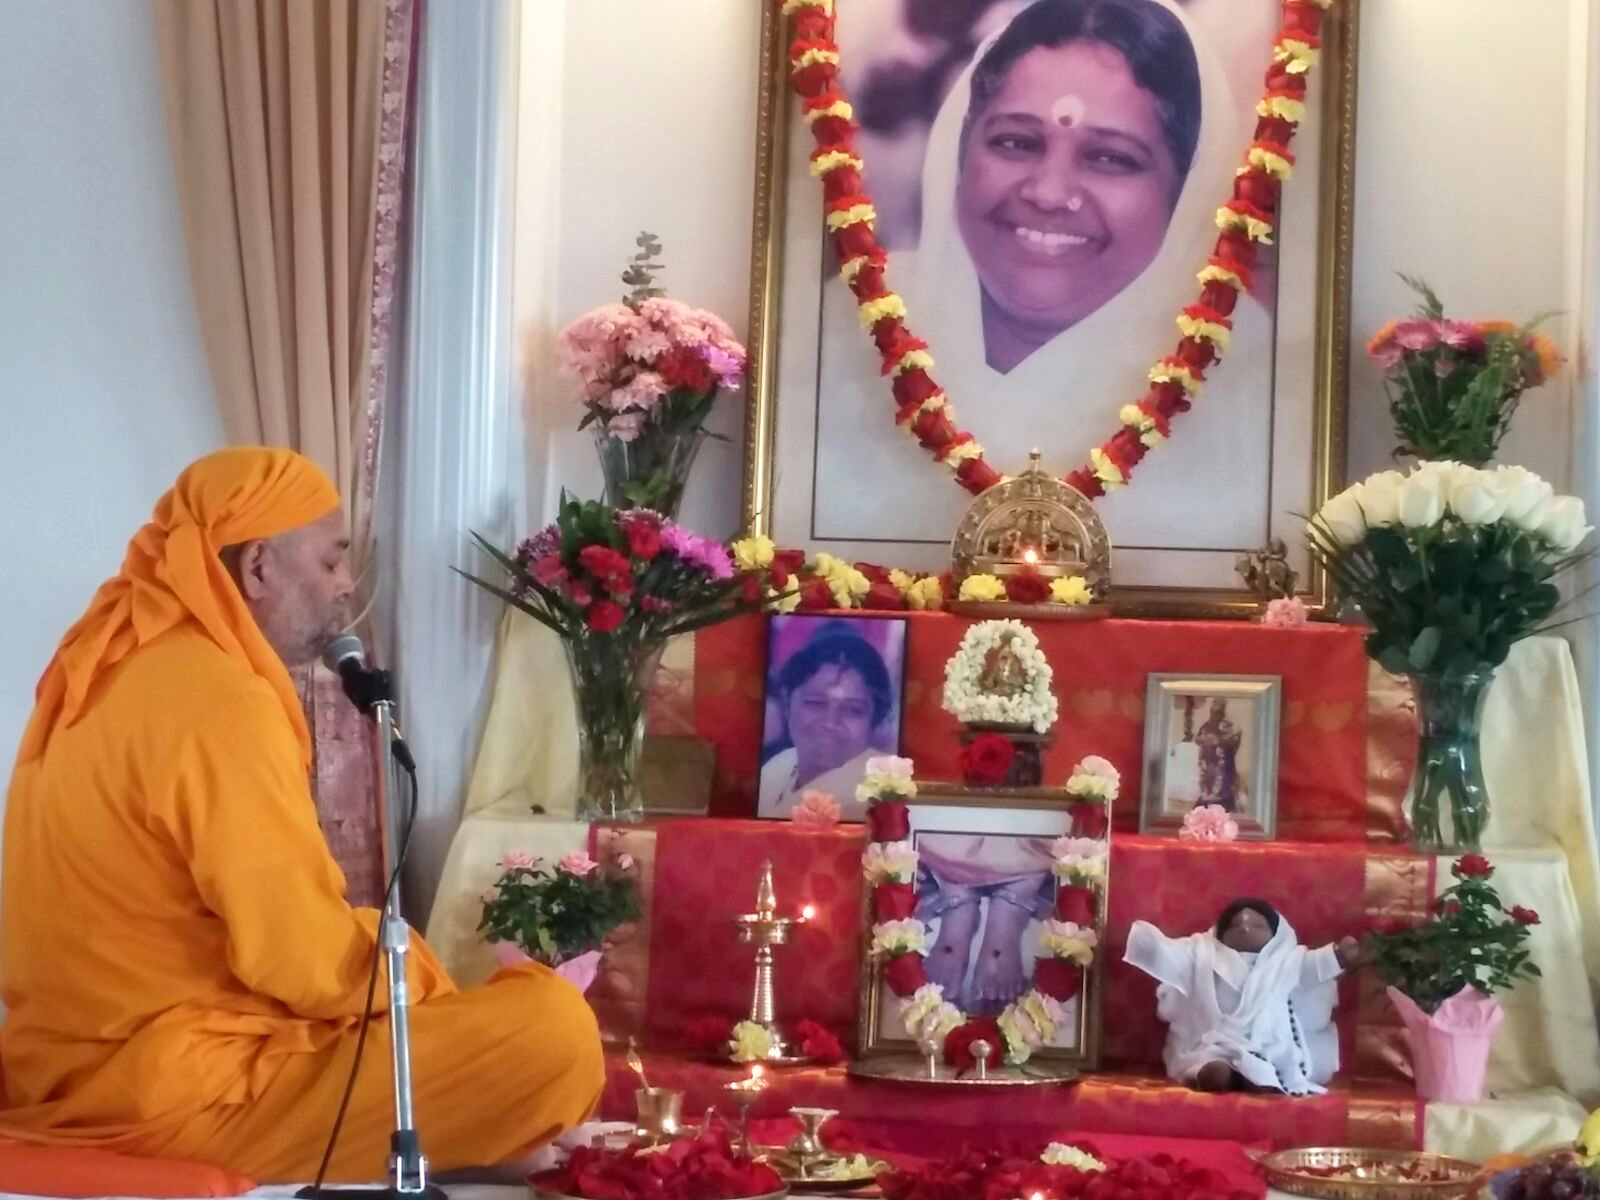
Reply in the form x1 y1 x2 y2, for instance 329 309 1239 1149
941 619 1058 733
1043 1144 1108 1172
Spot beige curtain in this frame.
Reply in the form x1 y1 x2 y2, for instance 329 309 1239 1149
155 0 404 906
153 0 384 536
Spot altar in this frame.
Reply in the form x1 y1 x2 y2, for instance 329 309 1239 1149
429 611 1600 1167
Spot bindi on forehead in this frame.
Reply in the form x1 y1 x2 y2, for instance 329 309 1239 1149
992 40 1161 138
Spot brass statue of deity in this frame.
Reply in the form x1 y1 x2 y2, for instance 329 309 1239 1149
950 450 1111 605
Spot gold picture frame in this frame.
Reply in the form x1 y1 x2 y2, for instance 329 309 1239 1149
855 786 1107 1070
741 0 1361 617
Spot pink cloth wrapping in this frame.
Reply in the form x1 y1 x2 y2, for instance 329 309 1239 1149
1387 986 1504 1102
490 943 603 994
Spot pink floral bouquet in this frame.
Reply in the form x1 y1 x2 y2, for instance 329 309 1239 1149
1179 804 1240 843
1367 276 1561 466
478 848 637 970
560 233 746 513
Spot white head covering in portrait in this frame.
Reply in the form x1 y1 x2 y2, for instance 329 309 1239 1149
852 0 1275 547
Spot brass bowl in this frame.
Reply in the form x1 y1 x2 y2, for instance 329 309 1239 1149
1249 1147 1481 1200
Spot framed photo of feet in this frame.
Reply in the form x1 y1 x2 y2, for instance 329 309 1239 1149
856 789 1106 1068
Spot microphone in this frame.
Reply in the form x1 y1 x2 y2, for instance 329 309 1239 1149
322 635 414 770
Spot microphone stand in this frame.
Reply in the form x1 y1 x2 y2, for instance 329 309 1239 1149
301 669 442 1200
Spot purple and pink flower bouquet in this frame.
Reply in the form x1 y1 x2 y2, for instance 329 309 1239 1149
459 494 767 820
561 233 746 516
1367 276 1561 466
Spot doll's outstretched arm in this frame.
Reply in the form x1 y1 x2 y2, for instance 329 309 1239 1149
1125 921 1194 993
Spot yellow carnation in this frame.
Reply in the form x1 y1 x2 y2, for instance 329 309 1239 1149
1050 576 1093 607
907 576 944 611
958 573 1006 602
730 1020 775 1064
732 535 776 572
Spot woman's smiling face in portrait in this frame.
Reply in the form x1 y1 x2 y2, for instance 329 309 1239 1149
955 38 1185 367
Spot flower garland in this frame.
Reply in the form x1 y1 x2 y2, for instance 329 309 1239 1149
942 620 1058 732
777 0 1335 500
860 756 1117 1071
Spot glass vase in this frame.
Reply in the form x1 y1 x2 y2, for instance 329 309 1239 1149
563 635 663 823
1406 670 1493 852
594 426 706 519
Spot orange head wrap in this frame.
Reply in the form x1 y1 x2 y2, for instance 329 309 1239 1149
16 447 341 768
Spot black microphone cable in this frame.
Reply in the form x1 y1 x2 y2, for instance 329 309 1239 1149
300 755 420 1196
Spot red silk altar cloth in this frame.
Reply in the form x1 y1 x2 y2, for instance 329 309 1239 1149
600 1052 1421 1154
684 614 1389 842
600 820 1430 1084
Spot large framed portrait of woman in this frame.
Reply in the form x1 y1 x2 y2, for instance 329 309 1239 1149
743 0 1358 612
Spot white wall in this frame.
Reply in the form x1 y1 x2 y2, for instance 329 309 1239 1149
516 0 1592 526
0 0 222 773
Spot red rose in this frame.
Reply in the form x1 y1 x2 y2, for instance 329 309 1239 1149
890 367 939 408
794 1018 845 1064
1174 336 1217 371
1456 853 1494 879
585 599 627 634
657 346 716 394
960 733 1015 787
686 1014 734 1054
578 543 632 585
943 1017 1003 1074
863 580 907 610
530 553 568 589
873 882 916 922
882 952 928 998
1285 1 1326 36
1214 228 1258 267
957 456 1002 494
1056 884 1096 927
740 573 763 604
1032 957 1083 1002
1198 279 1239 316
797 575 834 610
623 520 662 560
1070 802 1109 839
771 548 807 577
1510 905 1541 926
1233 169 1279 212
1004 568 1050 604
1066 468 1104 499
832 221 878 261
868 801 910 843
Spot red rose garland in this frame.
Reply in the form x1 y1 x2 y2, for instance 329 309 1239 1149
860 756 1118 1071
777 0 1335 500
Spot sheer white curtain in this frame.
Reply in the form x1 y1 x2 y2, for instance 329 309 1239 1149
387 0 527 919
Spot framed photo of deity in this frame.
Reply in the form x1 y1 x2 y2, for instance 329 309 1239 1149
1140 673 1280 838
758 613 909 821
742 0 1358 614
855 790 1105 1071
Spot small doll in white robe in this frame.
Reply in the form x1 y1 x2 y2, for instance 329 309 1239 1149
1125 898 1364 1095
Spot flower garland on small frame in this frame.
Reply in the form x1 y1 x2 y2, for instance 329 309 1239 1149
941 619 1059 733
859 756 1117 1072
777 0 1335 500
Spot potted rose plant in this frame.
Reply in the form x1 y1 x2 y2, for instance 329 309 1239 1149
478 850 638 994
1370 853 1541 1102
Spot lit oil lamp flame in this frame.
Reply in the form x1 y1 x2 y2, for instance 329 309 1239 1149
801 904 816 921
1023 548 1039 565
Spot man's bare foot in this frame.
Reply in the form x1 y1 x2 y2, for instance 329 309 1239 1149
1194 1060 1235 1092
925 902 980 1003
970 899 1030 1014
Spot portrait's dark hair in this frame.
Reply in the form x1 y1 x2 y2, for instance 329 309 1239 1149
1214 897 1281 940
963 0 1203 180
774 624 895 729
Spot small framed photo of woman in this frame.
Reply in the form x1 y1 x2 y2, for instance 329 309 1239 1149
1140 673 1280 838
758 614 909 820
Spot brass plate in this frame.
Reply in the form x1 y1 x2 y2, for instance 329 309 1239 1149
762 1150 889 1194
847 1055 1078 1087
1249 1147 1481 1200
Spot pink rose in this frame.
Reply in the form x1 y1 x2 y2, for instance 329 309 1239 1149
558 851 599 877
501 850 536 870
790 790 841 828
1262 596 1308 628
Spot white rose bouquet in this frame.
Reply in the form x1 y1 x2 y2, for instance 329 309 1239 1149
1309 460 1590 849
1309 460 1589 676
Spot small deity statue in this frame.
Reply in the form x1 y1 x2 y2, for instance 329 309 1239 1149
979 635 1029 697
1194 697 1244 811
1125 899 1368 1095
1235 538 1298 600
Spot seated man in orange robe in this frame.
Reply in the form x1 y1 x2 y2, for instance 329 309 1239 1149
0 447 603 1183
